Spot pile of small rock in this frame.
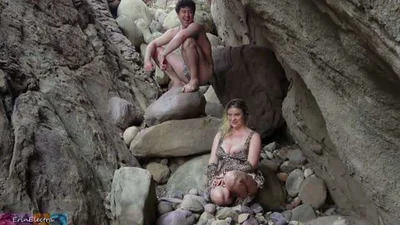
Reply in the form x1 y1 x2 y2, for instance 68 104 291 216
260 142 327 211
156 187 348 225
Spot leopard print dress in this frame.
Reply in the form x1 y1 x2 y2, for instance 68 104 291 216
208 131 265 190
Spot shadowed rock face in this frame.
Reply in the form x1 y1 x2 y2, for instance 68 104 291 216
212 0 400 224
212 45 288 139
0 0 159 223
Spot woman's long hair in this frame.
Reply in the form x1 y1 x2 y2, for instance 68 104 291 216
220 98 249 137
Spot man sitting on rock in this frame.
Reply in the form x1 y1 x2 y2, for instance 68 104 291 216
144 0 214 93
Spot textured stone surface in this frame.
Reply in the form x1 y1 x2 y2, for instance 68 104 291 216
299 176 327 209
166 154 209 196
144 87 206 126
212 0 400 224
0 0 158 223
110 167 157 225
255 164 286 210
130 117 220 157
212 45 288 138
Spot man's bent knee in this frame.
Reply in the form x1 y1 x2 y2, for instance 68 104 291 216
153 47 163 58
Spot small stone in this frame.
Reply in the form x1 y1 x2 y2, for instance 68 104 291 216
285 149 307 164
180 194 207 213
146 162 170 184
255 213 267 223
277 172 289 182
238 213 250 223
309 144 322 155
211 220 229 225
188 188 200 195
242 216 259 225
205 203 216 214
240 205 254 215
275 149 288 160
324 206 337 215
157 201 173 215
280 161 302 173
198 212 215 225
291 197 302 208
304 168 313 178
289 221 301 225
250 203 263 214
123 126 140 145
263 142 277 152
286 169 305 197
266 151 274 159
193 213 201 220
215 207 239 220
291 204 317 222
160 158 168 166
261 152 268 159
299 176 327 209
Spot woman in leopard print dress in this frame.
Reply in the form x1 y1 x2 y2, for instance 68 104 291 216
206 99 264 206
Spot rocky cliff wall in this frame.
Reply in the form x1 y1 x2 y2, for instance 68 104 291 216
212 0 400 224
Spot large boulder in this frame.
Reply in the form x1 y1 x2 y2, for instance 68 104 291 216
255 164 286 210
204 86 223 118
212 45 288 138
110 167 157 225
144 87 206 126
166 154 209 196
130 117 220 157
299 176 327 209
108 96 144 129
210 0 251 47
117 0 153 47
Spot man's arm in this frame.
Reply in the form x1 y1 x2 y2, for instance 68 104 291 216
144 29 175 71
161 23 203 57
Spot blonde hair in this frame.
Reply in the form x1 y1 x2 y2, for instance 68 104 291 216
219 99 249 137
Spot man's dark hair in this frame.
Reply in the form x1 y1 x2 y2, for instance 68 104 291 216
175 0 196 14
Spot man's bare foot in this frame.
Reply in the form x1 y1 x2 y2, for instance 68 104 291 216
182 80 199 93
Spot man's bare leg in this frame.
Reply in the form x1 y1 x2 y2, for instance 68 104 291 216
181 38 212 93
153 47 189 88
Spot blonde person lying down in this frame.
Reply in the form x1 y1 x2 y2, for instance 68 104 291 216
206 99 264 206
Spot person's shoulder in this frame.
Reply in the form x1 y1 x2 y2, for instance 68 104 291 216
248 128 261 139
166 26 180 34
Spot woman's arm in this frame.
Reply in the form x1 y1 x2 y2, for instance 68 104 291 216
247 132 262 168
209 131 221 164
